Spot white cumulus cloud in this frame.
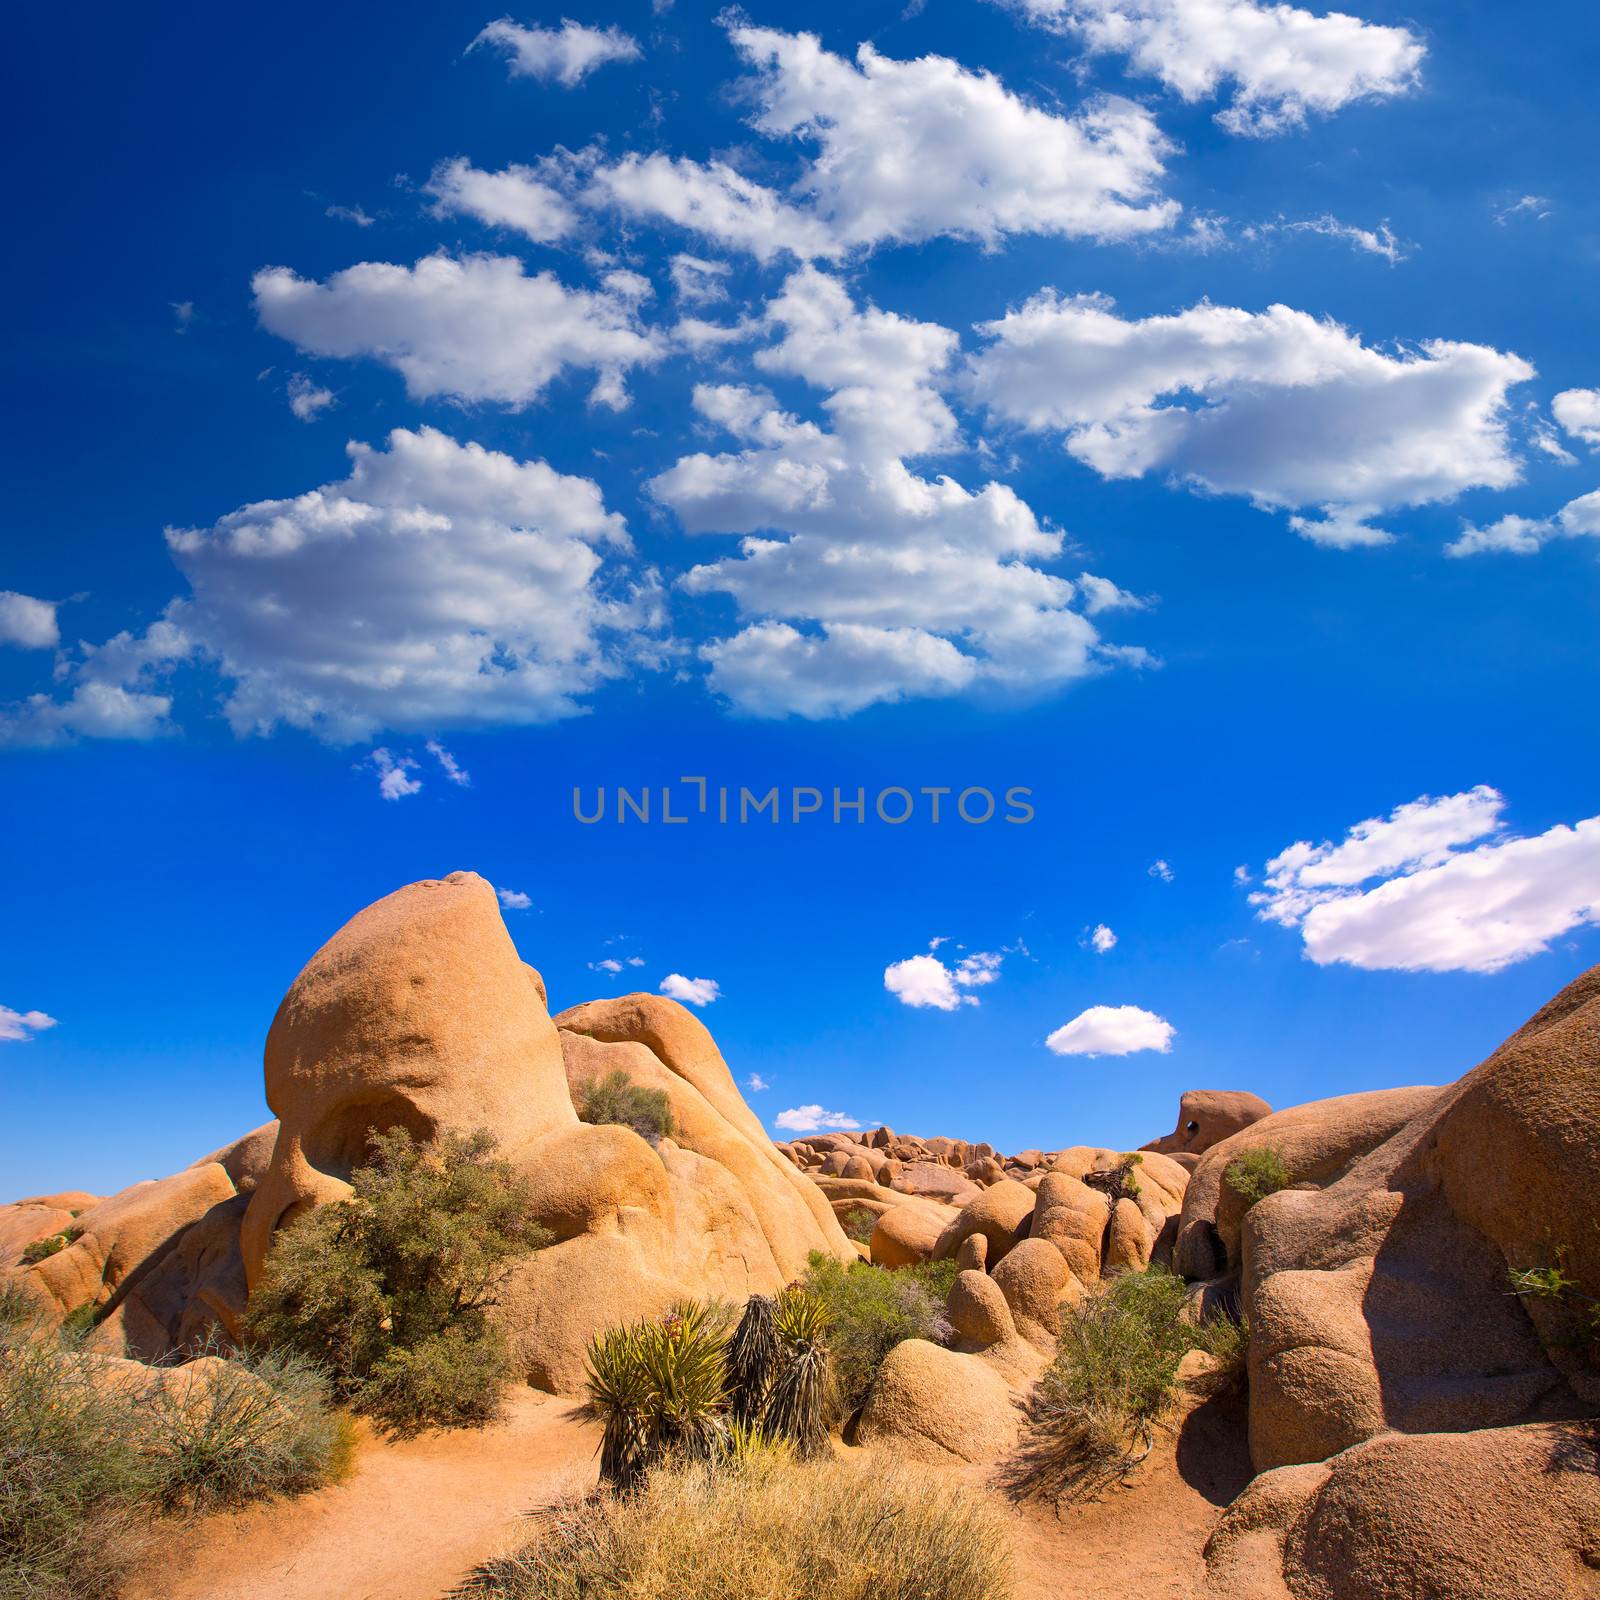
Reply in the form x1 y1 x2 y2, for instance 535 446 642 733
369 747 422 800
0 592 59 650
726 24 1179 250
0 1006 58 1043
286 374 335 422
1445 492 1600 558
969 292 1533 543
775 1104 862 1133
747 1073 771 1092
660 973 721 1006
1252 786 1600 972
472 18 641 87
884 943 1002 1009
425 157 578 244
1089 923 1117 952
497 886 532 910
1553 389 1600 450
1046 1004 1174 1056
651 269 1142 718
253 253 662 411
994 0 1424 136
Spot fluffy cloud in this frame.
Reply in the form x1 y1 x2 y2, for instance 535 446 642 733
1553 389 1600 449
1446 491 1600 558
286 374 335 422
472 18 641 87
1046 1004 1174 1055
747 1073 771 1092
425 157 578 244
660 973 721 1006
1149 859 1174 881
253 253 662 410
726 25 1178 249
994 0 1424 136
496 886 532 910
650 270 1140 717
884 945 1001 1009
1252 786 1600 972
5 429 656 747
1089 923 1117 952
969 293 1533 542
774 1104 861 1132
583 153 837 262
0 1006 58 1043
0 591 59 650
369 747 422 800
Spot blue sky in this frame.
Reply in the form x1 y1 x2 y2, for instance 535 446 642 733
2 0 1598 1197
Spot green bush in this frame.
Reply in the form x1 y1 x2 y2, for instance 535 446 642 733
725 1294 779 1425
839 1206 878 1244
0 1310 347 1600
800 1251 944 1421
468 1451 1014 1600
243 1125 549 1432
1222 1146 1292 1210
1508 1246 1600 1356
578 1070 676 1145
1009 1267 1242 1502
19 1228 78 1266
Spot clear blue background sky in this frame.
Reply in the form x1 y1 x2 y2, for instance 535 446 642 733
2 0 1596 1197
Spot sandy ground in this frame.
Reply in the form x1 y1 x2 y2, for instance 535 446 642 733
1001 1390 1254 1600
126 1384 1249 1600
123 1388 600 1600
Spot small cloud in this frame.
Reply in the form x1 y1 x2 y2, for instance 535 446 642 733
287 373 336 422
661 973 720 1006
497 887 532 910
0 591 60 650
1087 923 1117 953
954 951 1002 987
626 955 645 967
775 1104 861 1133
746 1072 770 1092
1046 1004 1175 1058
471 18 642 87
368 747 421 800
1494 194 1551 226
589 957 624 974
0 1006 58 1043
326 202 376 227
426 739 470 786
1149 859 1174 882
171 300 195 333
1233 865 1253 885
885 941 1002 1010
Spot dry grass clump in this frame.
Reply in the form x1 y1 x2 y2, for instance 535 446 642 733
468 1452 1013 1600
1007 1267 1243 1504
0 1300 349 1600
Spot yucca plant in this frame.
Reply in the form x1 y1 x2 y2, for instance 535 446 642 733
583 1301 731 1490
726 1294 780 1426
762 1287 832 1458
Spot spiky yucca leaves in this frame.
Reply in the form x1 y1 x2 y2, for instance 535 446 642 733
583 1303 731 1490
762 1287 832 1457
726 1295 779 1426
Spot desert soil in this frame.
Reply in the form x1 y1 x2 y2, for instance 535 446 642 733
122 1388 601 1600
127 1385 1249 1600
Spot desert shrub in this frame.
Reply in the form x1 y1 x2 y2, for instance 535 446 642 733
1508 1245 1600 1357
578 1070 676 1145
0 1313 156 1600
19 1231 73 1266
801 1251 943 1420
839 1205 877 1244
1223 1146 1291 1210
762 1287 831 1456
1008 1267 1241 1502
585 1301 731 1490
0 1311 348 1599
58 1303 99 1338
1082 1152 1143 1204
243 1125 549 1432
904 1256 959 1303
468 1451 1013 1600
145 1341 355 1512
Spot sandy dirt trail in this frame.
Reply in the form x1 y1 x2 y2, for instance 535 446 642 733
123 1389 600 1600
999 1391 1253 1600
